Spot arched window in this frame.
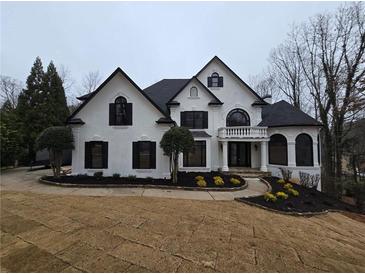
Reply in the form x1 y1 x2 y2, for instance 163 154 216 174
115 96 127 125
109 96 132 125
190 86 198 97
269 134 287 165
208 72 223 87
296 133 313 166
226 109 250 127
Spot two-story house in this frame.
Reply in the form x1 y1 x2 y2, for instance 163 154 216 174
67 56 322 187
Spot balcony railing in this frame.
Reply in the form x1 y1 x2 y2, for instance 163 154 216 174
218 126 268 139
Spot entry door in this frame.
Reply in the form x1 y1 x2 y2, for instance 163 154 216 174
228 142 251 167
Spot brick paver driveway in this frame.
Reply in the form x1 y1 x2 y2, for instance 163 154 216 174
1 190 365 273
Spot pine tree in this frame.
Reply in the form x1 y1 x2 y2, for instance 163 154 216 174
43 61 69 126
17 57 48 163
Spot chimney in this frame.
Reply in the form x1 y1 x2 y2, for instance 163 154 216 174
262 94 272 104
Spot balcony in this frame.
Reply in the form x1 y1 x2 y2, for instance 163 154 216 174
218 126 268 139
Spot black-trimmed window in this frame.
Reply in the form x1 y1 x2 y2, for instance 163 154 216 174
109 96 132 125
190 86 198 97
296 134 313 166
181 111 208 129
208 72 223 87
85 141 108 169
226 109 250 126
183 141 206 167
269 134 287 165
132 141 156 169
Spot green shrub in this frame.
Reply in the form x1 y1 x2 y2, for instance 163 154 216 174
230 178 241 185
112 173 120 178
127 175 137 181
276 191 288 199
213 176 224 186
146 176 153 180
93 171 103 179
283 183 293 190
196 179 207 187
264 192 277 202
277 179 285 184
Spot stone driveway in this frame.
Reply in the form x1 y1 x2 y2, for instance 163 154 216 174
0 168 268 200
1 189 365 272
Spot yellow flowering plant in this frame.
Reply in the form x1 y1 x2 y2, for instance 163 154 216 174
287 188 299 197
213 176 224 186
264 192 277 202
276 191 288 199
195 175 204 181
230 178 241 185
196 179 207 187
283 183 293 190
277 179 285 184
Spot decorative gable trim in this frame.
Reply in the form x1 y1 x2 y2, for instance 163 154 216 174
196 56 267 105
167 76 223 106
66 67 168 123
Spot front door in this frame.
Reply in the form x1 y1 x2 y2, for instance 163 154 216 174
228 142 251 167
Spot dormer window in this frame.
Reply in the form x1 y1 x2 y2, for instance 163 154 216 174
190 86 198 97
109 96 133 125
208 72 223 88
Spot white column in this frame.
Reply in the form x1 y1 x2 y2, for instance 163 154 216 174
287 141 296 167
260 141 268 172
222 141 229 171
313 141 319 167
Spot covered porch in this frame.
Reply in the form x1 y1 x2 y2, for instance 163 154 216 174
218 126 269 172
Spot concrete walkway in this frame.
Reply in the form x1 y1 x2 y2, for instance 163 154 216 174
0 167 269 201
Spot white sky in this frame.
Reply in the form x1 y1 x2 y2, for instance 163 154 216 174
1 1 343 101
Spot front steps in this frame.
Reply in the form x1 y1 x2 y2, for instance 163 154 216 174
226 167 271 178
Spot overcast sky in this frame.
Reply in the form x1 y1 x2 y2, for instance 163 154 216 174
1 1 343 102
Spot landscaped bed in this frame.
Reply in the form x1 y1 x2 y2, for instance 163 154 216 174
41 171 246 190
237 176 362 214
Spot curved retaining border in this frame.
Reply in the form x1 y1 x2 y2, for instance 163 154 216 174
39 176 248 192
258 177 272 192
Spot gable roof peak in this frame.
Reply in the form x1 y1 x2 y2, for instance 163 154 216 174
195 56 266 103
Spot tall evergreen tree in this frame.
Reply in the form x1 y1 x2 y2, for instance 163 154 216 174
43 61 69 125
17 57 48 163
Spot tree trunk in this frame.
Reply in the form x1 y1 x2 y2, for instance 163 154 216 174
172 153 179 184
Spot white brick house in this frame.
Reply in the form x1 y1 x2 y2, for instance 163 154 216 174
67 56 322 187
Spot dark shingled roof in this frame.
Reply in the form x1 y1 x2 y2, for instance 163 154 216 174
144 79 190 114
258 100 322 127
191 131 212 138
77 91 96 101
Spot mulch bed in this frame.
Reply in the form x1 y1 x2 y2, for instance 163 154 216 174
237 177 362 214
42 171 244 189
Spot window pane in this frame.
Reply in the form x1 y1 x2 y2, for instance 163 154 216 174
91 143 103 168
184 141 206 167
269 134 287 165
296 134 313 166
139 142 151 169
194 112 204 129
190 87 198 97
227 109 250 126
115 103 127 125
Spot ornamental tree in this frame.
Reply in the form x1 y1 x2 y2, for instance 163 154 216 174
36 126 74 178
160 126 194 184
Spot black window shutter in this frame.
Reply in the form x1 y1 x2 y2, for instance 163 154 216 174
218 76 223 87
203 111 208 129
150 142 156 169
109 103 115 125
126 103 133 125
132 142 139 169
207 77 212 87
180 112 186 127
85 142 92 168
102 142 108 168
